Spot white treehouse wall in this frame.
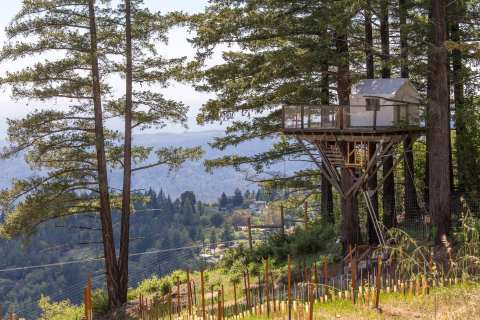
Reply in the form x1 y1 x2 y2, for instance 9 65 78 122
349 95 394 127
349 78 422 128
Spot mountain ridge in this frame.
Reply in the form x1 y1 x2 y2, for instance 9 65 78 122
0 130 281 201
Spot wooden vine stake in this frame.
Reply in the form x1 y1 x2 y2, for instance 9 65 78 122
271 272 276 313
247 268 252 312
243 271 249 310
176 276 181 314
83 274 92 320
350 246 357 304
374 255 382 310
234 281 238 315
308 268 314 320
187 270 193 316
168 288 172 320
287 255 292 320
217 290 222 320
200 270 206 320
221 285 225 320
265 257 270 317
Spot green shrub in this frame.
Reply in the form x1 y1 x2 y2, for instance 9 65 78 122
38 296 83 320
92 289 109 315
220 222 339 269
136 275 168 296
136 271 188 297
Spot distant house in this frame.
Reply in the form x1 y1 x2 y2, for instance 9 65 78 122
249 200 267 214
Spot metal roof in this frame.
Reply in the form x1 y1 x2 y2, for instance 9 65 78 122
351 78 412 96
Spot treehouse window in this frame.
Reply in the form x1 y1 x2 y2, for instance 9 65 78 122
365 98 380 111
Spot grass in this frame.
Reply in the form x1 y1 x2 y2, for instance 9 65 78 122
238 281 480 320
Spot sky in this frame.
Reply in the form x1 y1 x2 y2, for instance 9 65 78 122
0 0 223 136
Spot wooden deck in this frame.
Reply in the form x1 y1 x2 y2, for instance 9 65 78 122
283 127 425 142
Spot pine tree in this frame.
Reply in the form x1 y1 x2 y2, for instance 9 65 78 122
0 0 202 309
428 0 451 243
232 188 244 207
219 192 229 209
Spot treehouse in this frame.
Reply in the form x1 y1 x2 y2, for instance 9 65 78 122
282 78 424 137
282 78 425 202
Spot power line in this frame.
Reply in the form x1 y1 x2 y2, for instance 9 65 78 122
0 240 241 273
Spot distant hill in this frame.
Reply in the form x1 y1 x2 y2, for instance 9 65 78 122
0 131 297 202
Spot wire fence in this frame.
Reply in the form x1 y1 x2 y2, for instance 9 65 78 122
1 241 239 320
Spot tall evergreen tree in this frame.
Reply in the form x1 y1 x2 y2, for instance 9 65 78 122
0 0 202 309
428 0 451 243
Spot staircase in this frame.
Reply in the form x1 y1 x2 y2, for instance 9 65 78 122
324 144 345 167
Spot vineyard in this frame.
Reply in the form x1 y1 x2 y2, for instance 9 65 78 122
116 253 478 320
70 219 479 320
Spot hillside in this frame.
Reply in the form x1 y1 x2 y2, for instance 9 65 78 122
0 131 296 202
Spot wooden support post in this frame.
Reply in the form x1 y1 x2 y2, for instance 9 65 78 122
221 285 225 320
323 261 328 286
271 271 276 313
211 285 215 320
351 251 357 304
187 270 193 316
374 255 382 309
234 281 238 315
217 290 222 320
83 288 88 320
247 269 252 314
168 288 172 320
247 217 253 250
201 270 206 320
265 258 270 317
177 276 181 314
84 274 92 320
280 205 285 236
243 271 249 309
288 255 292 320
308 268 314 320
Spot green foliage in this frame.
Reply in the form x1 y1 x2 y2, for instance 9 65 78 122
221 222 338 270
453 197 480 276
136 270 188 297
136 275 170 296
0 188 233 317
92 289 109 315
0 0 203 239
38 296 83 320
253 223 338 264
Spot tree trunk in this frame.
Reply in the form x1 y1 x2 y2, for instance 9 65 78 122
119 0 133 305
320 61 334 224
380 0 396 228
399 0 420 219
451 2 467 193
321 176 334 224
336 31 360 252
429 0 451 243
341 167 361 252
87 0 121 308
365 0 374 79
364 0 379 244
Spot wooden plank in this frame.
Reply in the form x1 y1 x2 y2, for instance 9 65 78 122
201 270 206 320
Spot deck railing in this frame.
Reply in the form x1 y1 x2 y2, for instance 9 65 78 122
282 105 424 131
